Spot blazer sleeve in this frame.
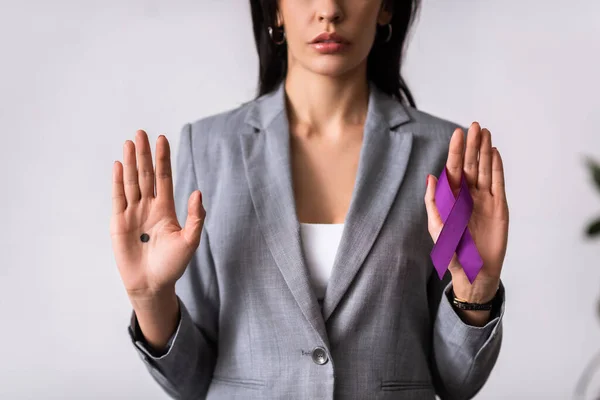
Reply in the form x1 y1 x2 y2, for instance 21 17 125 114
127 123 220 399
427 270 505 400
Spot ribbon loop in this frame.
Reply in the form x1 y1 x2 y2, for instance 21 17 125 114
430 168 483 283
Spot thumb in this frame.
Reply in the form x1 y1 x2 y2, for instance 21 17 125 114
424 174 444 242
182 190 205 247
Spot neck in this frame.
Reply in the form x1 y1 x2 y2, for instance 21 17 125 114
283 63 369 134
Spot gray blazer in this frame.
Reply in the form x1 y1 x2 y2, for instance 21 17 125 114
128 82 505 400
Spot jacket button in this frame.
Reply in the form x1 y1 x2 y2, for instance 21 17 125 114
312 347 329 365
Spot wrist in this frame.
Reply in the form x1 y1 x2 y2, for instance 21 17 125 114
455 309 492 327
129 285 177 313
130 287 180 351
452 277 500 304
449 280 503 327
450 288 494 326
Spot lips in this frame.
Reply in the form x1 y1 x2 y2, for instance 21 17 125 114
310 32 349 45
309 32 350 54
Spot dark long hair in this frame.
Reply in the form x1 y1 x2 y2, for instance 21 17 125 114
249 0 421 107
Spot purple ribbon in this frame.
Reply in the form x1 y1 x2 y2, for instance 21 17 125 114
430 167 483 283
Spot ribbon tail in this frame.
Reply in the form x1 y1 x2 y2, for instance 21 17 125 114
456 228 484 284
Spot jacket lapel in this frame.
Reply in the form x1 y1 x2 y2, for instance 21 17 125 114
321 85 414 322
240 82 414 334
240 85 330 347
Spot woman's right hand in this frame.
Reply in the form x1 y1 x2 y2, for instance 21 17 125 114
110 130 205 303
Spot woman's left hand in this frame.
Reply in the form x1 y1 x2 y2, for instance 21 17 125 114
424 122 509 305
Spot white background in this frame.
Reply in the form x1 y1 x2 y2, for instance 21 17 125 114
1 1 600 399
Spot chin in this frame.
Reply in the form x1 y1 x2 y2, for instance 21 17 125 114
304 57 366 78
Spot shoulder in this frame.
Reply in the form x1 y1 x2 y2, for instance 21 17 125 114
187 100 254 142
176 100 256 175
403 106 466 143
398 106 468 173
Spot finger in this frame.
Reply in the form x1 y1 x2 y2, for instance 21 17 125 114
424 174 443 242
182 191 206 248
446 128 465 193
491 147 506 199
463 122 481 188
112 161 127 214
135 130 155 199
478 128 493 191
123 140 140 204
155 135 174 204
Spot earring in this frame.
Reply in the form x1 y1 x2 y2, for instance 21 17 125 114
268 26 286 45
385 23 392 43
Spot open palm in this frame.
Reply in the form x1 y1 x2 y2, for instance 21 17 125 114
425 123 509 301
110 130 205 298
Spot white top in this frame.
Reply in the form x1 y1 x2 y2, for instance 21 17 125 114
299 222 345 304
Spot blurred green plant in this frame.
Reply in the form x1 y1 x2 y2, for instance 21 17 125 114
574 157 600 399
586 157 600 237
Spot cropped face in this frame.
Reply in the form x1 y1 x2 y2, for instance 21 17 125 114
276 0 392 77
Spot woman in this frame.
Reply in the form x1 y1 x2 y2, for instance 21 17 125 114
110 0 509 399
